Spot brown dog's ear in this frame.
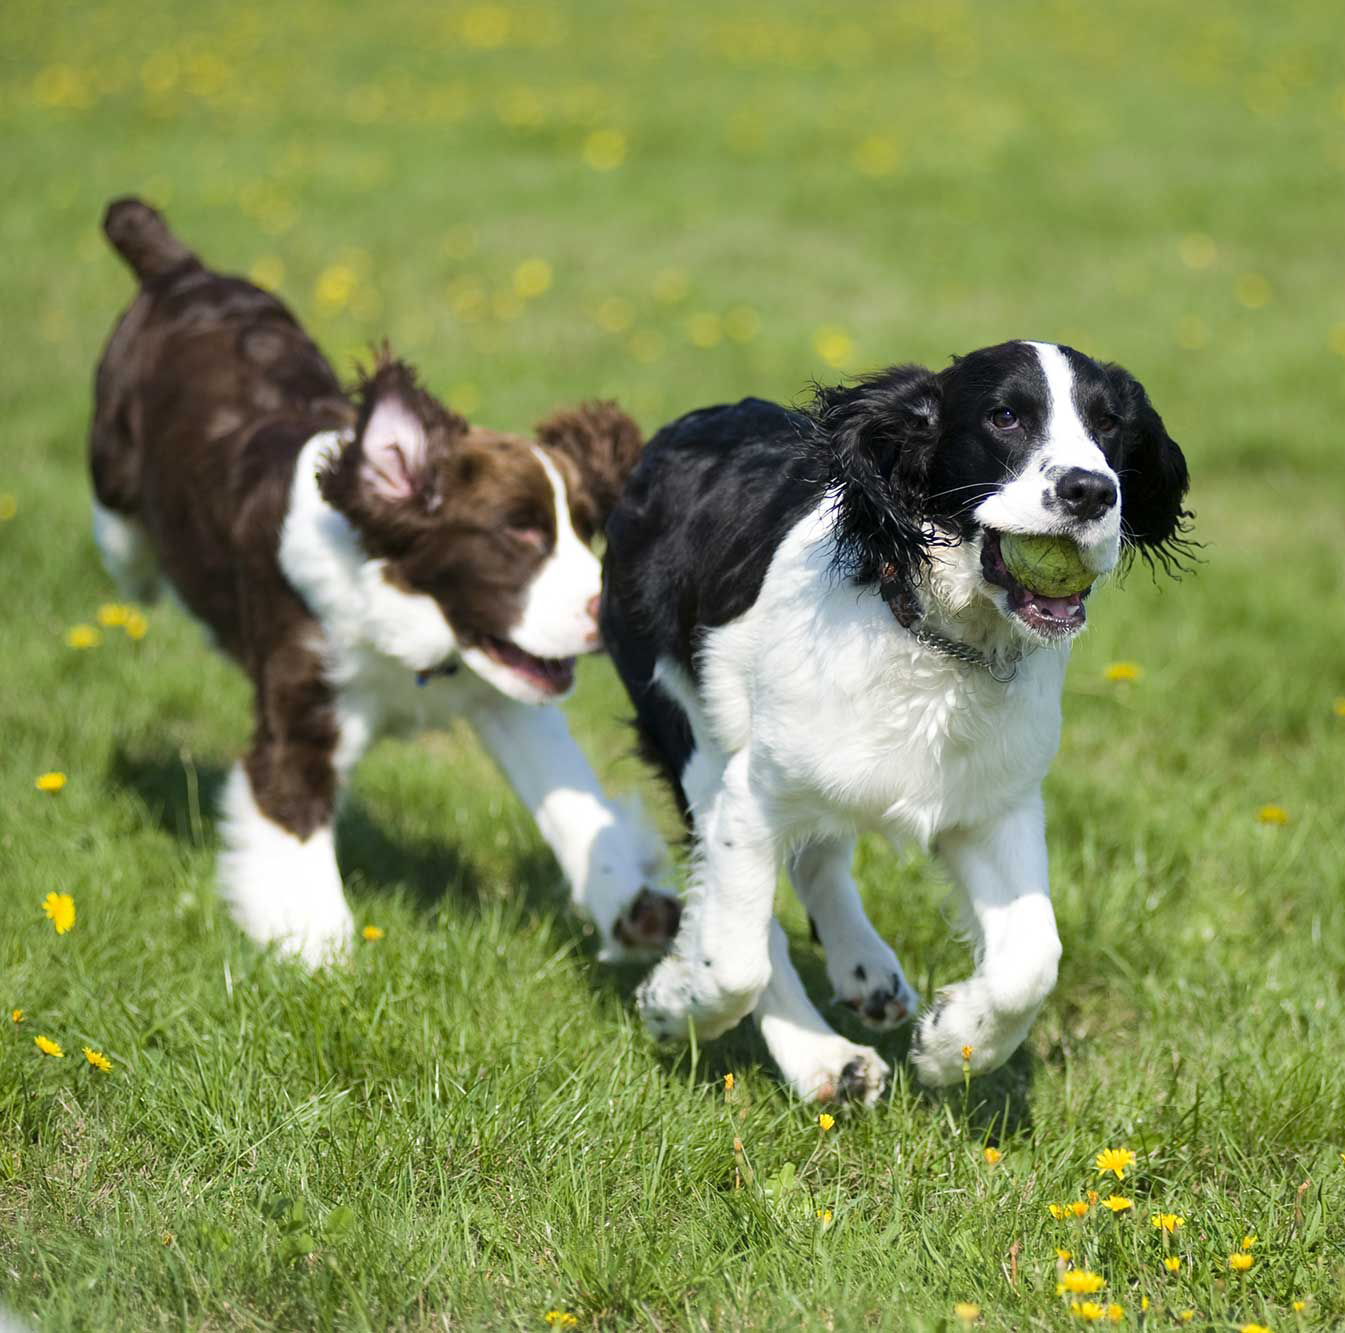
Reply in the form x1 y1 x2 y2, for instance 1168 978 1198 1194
534 401 643 529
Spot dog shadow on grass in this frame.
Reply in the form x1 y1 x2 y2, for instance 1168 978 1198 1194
110 743 1036 1127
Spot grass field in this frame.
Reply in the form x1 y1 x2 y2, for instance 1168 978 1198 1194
4 1 1345 1328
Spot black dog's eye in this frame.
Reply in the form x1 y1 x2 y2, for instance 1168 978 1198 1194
1094 412 1120 434
989 407 1019 431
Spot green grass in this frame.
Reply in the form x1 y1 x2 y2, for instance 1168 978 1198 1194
4 1 1345 1328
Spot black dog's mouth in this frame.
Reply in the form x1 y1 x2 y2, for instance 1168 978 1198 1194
482 636 576 695
980 530 1089 640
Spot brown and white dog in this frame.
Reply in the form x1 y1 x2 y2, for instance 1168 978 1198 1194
90 197 680 965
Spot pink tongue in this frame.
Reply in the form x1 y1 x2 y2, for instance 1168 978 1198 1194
1031 593 1082 618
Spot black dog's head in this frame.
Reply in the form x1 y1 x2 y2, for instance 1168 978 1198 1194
818 340 1191 642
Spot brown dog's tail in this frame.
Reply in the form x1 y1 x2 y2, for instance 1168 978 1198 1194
102 196 198 284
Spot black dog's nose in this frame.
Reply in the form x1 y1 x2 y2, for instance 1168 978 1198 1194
1054 468 1118 522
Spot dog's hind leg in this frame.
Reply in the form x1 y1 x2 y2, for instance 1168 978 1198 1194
468 695 681 960
753 918 890 1106
91 499 160 604
788 837 920 1031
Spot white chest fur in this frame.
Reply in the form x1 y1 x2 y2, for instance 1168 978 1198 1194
694 504 1069 847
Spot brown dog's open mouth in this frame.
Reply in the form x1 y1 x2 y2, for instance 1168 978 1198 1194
482 636 576 694
980 530 1089 639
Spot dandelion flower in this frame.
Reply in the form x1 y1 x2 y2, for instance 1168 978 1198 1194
1333 698 1345 718
723 1072 734 1092
1292 1299 1306 1311
1238 1326 1271 1333
512 258 552 299
1070 1302 1105 1322
0 493 16 521
1151 1213 1184 1233
982 1146 1001 1165
1179 1312 1194 1323
818 1113 835 1131
582 129 627 171
97 603 130 627
1070 1200 1090 1218
361 924 384 941
544 1314 578 1328
1163 1257 1181 1273
125 611 149 640
1241 1233 1257 1250
1049 1203 1070 1220
1103 1195 1133 1213
34 1035 64 1057
82 1046 111 1072
953 1303 980 1323
1256 804 1288 825
961 1044 974 1061
35 771 67 793
1057 1249 1072 1262
1095 1147 1136 1179
11 1009 24 1024
65 624 101 649
1103 662 1143 682
43 892 76 934
1228 1252 1253 1272
1087 1190 1099 1205
1107 1306 1124 1324
1060 1270 1106 1295
813 325 855 369
817 1208 832 1226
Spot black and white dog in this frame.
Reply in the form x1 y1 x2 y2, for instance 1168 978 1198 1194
601 341 1190 1104
91 198 680 966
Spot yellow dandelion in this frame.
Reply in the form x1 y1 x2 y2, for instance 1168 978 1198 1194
582 129 627 171
1151 1213 1184 1232
1179 1312 1195 1323
1070 1302 1105 1322
1228 1252 1253 1272
11 1009 23 1024
34 1035 64 1058
1235 273 1272 309
96 602 130 627
82 1046 112 1072
1332 697 1345 718
1103 662 1143 683
1163 1256 1181 1273
42 892 76 935
1103 1195 1133 1213
314 263 357 312
1060 1270 1105 1295
1140 1298 1149 1312
723 1072 734 1092
686 312 722 348
813 325 855 369
1257 804 1289 825
361 924 384 941
1239 1326 1271 1333
1095 1147 1136 1179
0 493 16 521
1107 1306 1124 1325
65 624 101 649
1049 1203 1070 1220
513 258 553 299
982 1146 1001 1165
1292 1299 1306 1311
125 611 149 639
818 1113 835 1131
953 1303 980 1323
1057 1249 1072 1262
1087 1190 1099 1205
1241 1233 1257 1250
1070 1201 1090 1218
961 1044 974 1061
543 1314 578 1328
35 771 67 793
817 1208 833 1226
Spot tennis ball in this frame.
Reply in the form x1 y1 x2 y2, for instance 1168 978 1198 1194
999 533 1094 597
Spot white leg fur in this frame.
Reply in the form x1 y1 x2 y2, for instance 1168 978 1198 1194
468 695 675 957
911 793 1061 1086
636 750 775 1041
216 763 354 967
753 920 890 1105
788 838 920 1029
91 500 160 603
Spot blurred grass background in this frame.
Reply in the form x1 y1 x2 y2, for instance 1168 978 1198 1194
3 1 1345 1329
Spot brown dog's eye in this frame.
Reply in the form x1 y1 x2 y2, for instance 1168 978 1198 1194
989 407 1019 430
506 526 548 552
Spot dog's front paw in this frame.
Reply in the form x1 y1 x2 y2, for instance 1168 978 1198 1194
230 894 355 969
599 886 682 962
908 982 1035 1087
830 952 920 1032
775 1034 890 1107
636 952 766 1043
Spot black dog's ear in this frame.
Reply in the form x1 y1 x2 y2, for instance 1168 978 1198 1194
1109 369 1193 575
534 400 643 531
813 365 943 616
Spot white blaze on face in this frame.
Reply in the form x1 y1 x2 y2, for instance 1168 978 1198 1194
508 448 602 659
974 341 1121 572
